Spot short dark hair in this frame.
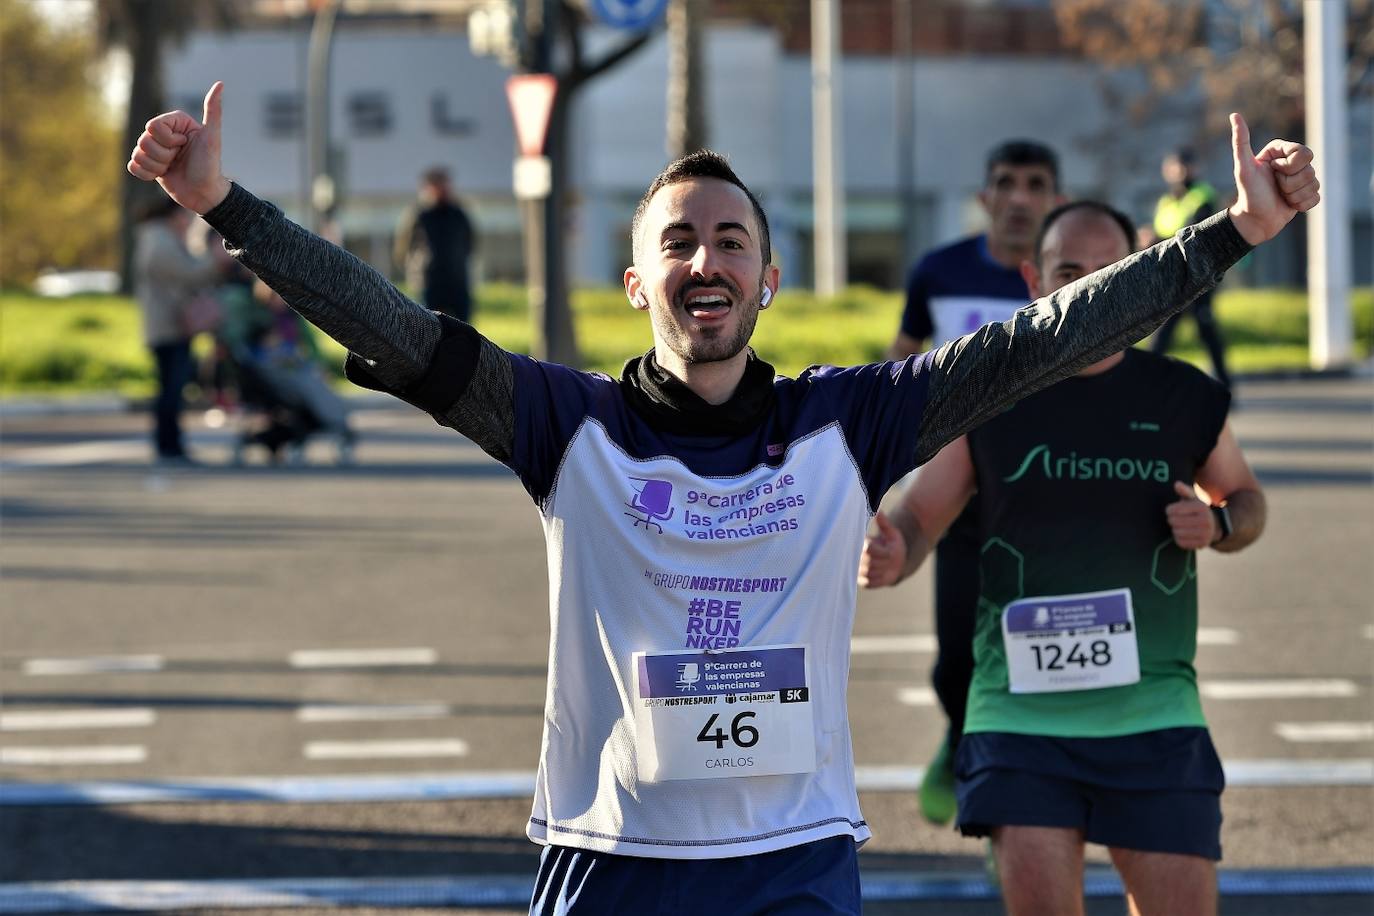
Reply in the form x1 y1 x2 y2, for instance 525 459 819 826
985 139 1060 191
1167 147 1197 167
631 149 772 268
422 166 450 186
1034 200 1136 266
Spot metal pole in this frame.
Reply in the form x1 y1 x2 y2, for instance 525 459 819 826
1303 0 1352 369
306 0 342 233
811 0 846 297
894 0 916 271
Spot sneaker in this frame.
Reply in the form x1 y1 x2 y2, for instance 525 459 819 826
983 837 1001 889
918 731 958 826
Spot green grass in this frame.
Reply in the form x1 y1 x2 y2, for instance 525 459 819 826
1 285 1369 396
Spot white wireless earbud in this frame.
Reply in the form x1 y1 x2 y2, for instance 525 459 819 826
637 292 650 307
760 287 773 307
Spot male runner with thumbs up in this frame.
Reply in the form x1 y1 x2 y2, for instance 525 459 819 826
860 200 1266 916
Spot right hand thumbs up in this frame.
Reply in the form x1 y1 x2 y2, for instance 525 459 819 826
127 82 232 215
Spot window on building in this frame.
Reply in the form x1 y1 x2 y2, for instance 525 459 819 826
431 94 476 136
264 93 302 137
349 92 392 137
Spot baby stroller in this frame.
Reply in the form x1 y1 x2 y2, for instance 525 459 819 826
216 279 356 466
226 346 330 465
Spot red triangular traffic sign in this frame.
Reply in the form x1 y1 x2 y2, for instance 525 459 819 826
506 74 559 157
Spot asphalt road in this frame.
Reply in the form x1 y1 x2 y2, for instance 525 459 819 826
1 374 1371 914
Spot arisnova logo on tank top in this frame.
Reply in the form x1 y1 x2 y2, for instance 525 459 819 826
1003 443 1171 484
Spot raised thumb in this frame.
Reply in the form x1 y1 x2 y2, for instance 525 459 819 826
1173 480 1196 501
1230 112 1253 169
202 81 224 130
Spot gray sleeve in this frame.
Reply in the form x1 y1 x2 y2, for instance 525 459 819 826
203 182 442 391
914 210 1251 465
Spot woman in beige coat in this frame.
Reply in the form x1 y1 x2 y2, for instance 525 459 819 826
133 197 224 464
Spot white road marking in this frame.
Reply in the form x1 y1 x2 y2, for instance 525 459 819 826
303 739 469 760
3 759 1370 806
288 648 437 668
23 655 164 676
296 703 450 723
1196 627 1240 645
895 687 937 706
1274 722 1374 743
0 439 147 469
1201 679 1359 700
853 629 1233 654
0 709 156 731
850 635 936 654
0 746 146 766
1363 624 1374 640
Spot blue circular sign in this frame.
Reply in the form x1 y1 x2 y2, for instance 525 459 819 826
588 0 669 31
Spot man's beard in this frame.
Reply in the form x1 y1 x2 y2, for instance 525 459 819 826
658 277 764 365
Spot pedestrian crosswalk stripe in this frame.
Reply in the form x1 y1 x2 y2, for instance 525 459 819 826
0 746 146 766
851 628 1237 654
22 656 163 676
0 709 156 731
895 687 937 706
4 759 1367 806
1201 679 1359 700
1274 722 1374 743
303 739 469 760
850 635 936 654
296 703 450 722
288 648 437 668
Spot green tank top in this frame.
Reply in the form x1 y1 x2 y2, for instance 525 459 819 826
963 350 1230 738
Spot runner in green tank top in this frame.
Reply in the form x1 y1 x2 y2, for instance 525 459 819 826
860 199 1269 916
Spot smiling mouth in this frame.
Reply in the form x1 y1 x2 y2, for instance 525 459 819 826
683 292 732 320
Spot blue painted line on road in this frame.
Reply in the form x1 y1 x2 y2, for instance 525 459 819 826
0 869 1370 912
3 759 1370 806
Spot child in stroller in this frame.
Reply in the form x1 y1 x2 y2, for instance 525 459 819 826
219 279 356 465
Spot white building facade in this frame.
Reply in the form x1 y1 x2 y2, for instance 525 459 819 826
167 20 1371 289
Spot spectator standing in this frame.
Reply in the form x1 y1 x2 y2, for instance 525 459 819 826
394 166 477 322
1150 148 1233 389
133 197 224 466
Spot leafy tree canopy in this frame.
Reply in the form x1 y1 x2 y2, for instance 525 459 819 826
0 0 121 287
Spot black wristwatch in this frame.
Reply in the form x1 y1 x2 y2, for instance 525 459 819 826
1210 504 1233 545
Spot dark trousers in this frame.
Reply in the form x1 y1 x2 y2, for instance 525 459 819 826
1150 293 1232 389
422 282 472 323
151 340 193 458
932 506 981 749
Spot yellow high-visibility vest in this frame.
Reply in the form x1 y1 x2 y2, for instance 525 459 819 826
1154 182 1216 238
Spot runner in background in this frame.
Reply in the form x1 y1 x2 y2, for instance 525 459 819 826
887 140 1064 826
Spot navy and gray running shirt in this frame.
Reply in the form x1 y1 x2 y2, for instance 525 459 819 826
900 235 1029 346
204 183 1251 859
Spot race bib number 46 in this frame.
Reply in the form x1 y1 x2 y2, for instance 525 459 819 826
632 645 815 782
1001 589 1140 694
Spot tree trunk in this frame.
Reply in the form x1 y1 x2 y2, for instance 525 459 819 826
117 0 168 294
665 0 706 158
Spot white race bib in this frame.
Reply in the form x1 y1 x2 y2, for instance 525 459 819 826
632 645 815 782
1001 589 1141 694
